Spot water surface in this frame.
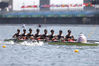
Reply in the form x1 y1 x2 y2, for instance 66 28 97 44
0 24 99 66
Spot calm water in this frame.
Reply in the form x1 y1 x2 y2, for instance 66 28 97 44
0 24 99 66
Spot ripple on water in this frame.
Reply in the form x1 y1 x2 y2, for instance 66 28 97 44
0 25 99 66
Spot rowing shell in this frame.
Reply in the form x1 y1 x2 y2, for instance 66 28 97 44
49 42 98 46
4 39 99 46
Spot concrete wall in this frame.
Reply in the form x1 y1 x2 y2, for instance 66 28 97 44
0 0 9 2
0 17 98 24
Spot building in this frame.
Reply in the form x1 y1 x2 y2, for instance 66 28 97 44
12 0 84 11
0 0 99 24
0 0 99 11
84 0 99 10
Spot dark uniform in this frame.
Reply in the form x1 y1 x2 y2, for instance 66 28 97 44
40 29 48 39
57 35 63 40
49 35 54 40
27 33 33 39
13 29 20 39
21 33 26 38
26 28 34 39
65 30 74 41
49 30 54 40
57 30 63 40
20 29 27 39
13 33 20 38
34 29 40 39
66 35 73 39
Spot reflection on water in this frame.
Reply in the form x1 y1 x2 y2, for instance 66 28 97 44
0 24 99 66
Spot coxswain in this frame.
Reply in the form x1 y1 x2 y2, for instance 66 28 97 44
77 33 87 43
57 30 64 40
34 29 41 40
26 28 34 39
48 29 55 41
40 29 48 40
13 29 20 39
65 30 75 42
20 29 27 40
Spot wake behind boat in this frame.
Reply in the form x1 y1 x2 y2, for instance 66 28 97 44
3 39 44 46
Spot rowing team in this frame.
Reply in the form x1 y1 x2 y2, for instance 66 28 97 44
13 28 75 42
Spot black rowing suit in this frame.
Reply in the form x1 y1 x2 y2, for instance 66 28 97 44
66 35 73 39
49 34 54 40
27 33 33 39
13 33 20 38
57 35 63 40
41 34 48 39
21 33 26 38
35 33 40 39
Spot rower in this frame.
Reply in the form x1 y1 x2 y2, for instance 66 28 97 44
57 30 64 40
65 30 75 42
20 29 27 40
48 29 55 40
26 28 34 39
13 29 20 39
40 29 48 40
34 29 41 40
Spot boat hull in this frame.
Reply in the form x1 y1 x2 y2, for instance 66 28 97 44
49 42 98 46
4 39 99 46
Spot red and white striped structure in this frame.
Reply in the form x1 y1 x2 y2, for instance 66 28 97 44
12 0 94 11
